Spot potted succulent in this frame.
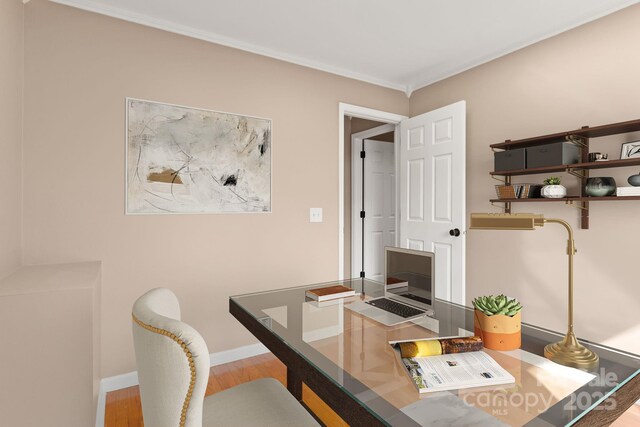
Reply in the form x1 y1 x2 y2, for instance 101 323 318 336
541 176 567 198
472 295 522 351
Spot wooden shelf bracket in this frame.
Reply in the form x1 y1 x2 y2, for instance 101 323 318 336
491 201 510 212
566 134 588 148
565 200 588 211
567 168 587 179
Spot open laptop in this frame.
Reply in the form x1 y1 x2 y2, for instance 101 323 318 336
346 246 434 326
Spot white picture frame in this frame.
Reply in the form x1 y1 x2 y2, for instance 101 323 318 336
126 98 272 214
620 140 640 159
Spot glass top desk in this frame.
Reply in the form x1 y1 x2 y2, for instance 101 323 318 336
229 279 640 426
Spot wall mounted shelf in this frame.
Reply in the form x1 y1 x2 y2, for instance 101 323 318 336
490 119 640 150
491 157 640 177
490 118 640 229
490 196 640 203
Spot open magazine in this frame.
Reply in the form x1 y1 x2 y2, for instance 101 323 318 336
392 340 515 393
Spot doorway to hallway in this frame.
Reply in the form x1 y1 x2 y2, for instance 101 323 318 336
350 124 396 283
338 101 466 305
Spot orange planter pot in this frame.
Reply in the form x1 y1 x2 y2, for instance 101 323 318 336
474 310 521 351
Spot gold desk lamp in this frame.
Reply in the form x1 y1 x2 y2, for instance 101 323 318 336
469 213 599 370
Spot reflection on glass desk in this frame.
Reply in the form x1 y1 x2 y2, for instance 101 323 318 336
229 279 640 427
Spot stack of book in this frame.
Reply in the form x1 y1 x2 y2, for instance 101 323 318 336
617 187 640 197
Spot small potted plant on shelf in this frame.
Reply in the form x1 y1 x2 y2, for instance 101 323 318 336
541 176 567 198
472 295 522 351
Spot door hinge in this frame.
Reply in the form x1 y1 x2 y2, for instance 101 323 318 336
360 150 366 159
360 211 365 218
359 271 365 278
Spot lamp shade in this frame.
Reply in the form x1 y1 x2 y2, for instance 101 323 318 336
469 213 544 230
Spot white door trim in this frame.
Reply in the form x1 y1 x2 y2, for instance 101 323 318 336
351 124 396 280
338 103 407 280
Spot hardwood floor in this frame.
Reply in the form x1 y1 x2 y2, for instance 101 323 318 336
105 353 640 426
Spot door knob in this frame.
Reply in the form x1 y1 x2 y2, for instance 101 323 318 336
449 228 461 237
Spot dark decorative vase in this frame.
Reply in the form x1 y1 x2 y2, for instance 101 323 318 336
585 177 616 197
628 172 640 187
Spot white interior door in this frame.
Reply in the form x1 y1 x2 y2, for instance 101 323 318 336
351 128 396 282
362 140 395 282
399 101 466 304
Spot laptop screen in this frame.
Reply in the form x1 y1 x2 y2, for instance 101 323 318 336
384 247 434 309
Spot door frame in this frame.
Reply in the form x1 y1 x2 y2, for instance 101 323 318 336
338 103 407 280
350 125 396 281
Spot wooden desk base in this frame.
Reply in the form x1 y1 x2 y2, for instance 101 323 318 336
574 373 640 427
230 298 393 426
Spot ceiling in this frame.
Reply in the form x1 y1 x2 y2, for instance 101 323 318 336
51 0 638 95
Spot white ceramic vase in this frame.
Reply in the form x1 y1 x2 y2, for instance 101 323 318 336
541 185 567 198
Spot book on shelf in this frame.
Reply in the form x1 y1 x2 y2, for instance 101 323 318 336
390 337 515 393
616 187 640 196
305 285 356 301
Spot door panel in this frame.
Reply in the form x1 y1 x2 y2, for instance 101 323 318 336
372 172 384 217
409 127 424 148
434 242 453 302
407 239 424 251
389 173 396 220
369 231 384 279
399 101 466 305
433 117 453 144
433 154 452 222
407 159 424 221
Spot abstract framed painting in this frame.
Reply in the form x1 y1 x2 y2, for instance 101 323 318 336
620 140 640 160
126 98 271 214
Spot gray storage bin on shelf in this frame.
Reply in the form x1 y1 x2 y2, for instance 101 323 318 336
526 142 580 168
494 148 526 171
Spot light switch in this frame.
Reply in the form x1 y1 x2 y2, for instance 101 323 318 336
309 208 323 223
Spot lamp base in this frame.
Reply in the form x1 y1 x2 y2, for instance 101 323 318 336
544 331 599 370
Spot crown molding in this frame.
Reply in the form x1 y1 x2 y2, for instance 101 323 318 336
406 0 640 94
49 0 407 93
49 0 640 98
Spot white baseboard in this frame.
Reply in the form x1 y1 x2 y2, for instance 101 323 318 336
209 342 269 366
100 370 140 394
95 380 105 427
95 342 269 427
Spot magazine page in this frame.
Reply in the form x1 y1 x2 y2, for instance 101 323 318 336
400 351 515 393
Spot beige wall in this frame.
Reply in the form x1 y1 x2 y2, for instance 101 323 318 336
0 0 23 279
16 0 640 381
411 4 640 354
22 0 409 376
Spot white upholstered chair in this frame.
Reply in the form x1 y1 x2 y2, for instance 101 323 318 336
132 288 319 427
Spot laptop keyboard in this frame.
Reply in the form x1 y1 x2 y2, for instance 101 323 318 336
365 298 426 318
